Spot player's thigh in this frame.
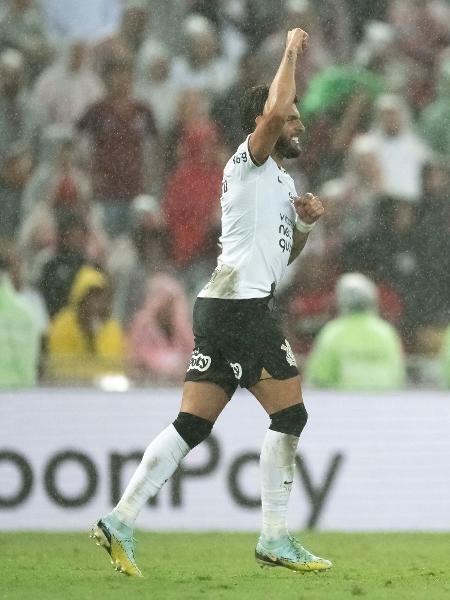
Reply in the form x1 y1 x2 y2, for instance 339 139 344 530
249 374 303 415
180 381 229 423
248 309 303 414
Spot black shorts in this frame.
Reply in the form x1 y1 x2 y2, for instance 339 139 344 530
185 296 299 398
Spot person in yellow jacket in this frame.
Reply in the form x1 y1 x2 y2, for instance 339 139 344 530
47 266 125 382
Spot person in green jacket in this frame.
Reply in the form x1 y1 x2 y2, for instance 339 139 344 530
305 272 405 390
0 251 39 389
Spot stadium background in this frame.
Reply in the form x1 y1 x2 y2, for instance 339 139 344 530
1 0 450 571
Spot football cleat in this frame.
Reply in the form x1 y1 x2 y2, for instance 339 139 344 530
255 534 332 572
90 515 143 577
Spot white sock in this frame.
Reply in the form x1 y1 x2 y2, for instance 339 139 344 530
112 424 190 527
260 429 299 542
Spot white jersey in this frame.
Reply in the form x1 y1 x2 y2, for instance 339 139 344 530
199 135 298 300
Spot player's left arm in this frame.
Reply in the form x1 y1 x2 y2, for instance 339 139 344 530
288 193 324 265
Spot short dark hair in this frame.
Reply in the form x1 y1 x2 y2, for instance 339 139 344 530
239 85 299 136
239 84 270 136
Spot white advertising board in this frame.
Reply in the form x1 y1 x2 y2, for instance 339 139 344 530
0 388 449 531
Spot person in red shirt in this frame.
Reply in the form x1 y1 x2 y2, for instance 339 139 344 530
77 54 157 237
162 120 223 290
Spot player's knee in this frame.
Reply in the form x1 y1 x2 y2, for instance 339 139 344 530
269 403 308 437
172 411 214 449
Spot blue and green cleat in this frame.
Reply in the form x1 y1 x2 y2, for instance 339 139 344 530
90 514 143 577
255 534 332 572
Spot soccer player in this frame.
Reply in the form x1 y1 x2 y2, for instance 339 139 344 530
91 27 332 576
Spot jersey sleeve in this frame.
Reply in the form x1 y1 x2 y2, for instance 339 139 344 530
226 135 267 180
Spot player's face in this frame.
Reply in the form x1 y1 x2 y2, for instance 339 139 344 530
275 105 305 159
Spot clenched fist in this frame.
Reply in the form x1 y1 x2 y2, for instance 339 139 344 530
286 28 309 55
293 193 324 225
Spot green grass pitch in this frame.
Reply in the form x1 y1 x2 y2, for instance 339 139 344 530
1 532 449 600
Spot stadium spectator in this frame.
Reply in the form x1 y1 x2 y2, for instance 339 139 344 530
349 0 389 41
17 200 57 284
299 179 349 257
355 20 411 95
299 65 382 185
165 88 211 174
172 14 236 101
186 0 247 68
0 243 40 388
94 2 150 74
32 41 104 128
345 196 420 347
46 265 124 382
0 0 54 80
353 94 430 202
420 54 450 158
135 40 180 134
0 239 48 338
17 125 93 279
37 212 90 318
226 0 284 48
0 143 33 240
314 0 353 63
387 0 450 71
341 136 384 236
109 194 171 327
381 4 437 112
22 125 91 218
77 54 158 237
282 252 338 355
127 273 193 383
162 121 223 292
0 49 39 161
37 0 122 43
414 159 450 332
306 272 405 390
317 136 384 250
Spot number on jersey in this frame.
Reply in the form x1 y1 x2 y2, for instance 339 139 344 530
232 151 248 164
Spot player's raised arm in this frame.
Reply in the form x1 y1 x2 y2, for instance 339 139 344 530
249 28 308 165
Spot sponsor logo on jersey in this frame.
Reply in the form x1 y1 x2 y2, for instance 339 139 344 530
281 340 297 367
279 213 294 253
187 350 211 372
229 362 242 380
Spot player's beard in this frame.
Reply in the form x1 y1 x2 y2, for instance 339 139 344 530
274 133 301 159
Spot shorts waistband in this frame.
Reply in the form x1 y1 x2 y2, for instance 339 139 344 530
196 295 272 308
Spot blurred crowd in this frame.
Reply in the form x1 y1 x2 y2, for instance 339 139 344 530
0 0 449 390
